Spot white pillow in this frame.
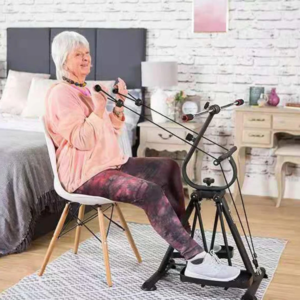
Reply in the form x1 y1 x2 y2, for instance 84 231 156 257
21 78 58 118
21 79 115 118
0 70 50 115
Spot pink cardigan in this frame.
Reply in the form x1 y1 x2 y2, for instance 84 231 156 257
45 82 129 193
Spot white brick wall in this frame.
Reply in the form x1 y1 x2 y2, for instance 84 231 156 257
0 0 300 199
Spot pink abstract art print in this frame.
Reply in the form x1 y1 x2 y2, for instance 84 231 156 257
193 0 228 33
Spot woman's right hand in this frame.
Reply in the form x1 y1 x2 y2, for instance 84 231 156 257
91 84 108 118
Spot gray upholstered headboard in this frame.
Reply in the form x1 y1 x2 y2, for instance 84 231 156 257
7 27 146 89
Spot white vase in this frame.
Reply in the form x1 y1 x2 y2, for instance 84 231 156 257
150 88 168 123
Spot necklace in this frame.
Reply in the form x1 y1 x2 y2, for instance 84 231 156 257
62 76 86 87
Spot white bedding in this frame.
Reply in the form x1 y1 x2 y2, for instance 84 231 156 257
0 113 43 132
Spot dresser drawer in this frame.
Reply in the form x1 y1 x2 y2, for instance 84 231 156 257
243 114 271 129
242 130 271 145
273 116 300 131
146 128 185 145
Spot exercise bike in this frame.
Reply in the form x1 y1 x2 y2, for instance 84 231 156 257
95 84 268 300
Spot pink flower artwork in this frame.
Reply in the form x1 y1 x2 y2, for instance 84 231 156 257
193 0 228 33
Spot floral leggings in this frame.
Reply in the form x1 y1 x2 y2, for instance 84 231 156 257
75 157 203 260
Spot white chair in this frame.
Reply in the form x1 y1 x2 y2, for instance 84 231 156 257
275 142 300 208
39 117 142 287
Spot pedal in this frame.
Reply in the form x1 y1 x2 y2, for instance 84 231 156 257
180 268 253 289
215 245 234 260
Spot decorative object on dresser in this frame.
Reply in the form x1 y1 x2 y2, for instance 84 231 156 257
165 90 188 122
257 93 267 107
137 121 203 196
141 61 178 123
233 106 300 204
173 90 187 122
181 93 200 119
274 142 300 208
285 96 300 109
267 88 280 106
249 86 264 106
285 103 300 109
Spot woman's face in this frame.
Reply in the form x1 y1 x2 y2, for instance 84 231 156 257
64 45 91 79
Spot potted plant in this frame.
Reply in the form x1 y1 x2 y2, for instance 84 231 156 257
174 91 187 121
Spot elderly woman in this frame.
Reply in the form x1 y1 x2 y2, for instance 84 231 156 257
45 31 239 282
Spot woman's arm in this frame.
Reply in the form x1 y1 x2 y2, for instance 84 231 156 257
48 87 103 151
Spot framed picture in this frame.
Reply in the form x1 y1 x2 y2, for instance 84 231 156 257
249 87 265 106
193 0 228 33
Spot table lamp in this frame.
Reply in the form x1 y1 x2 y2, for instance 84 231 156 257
141 61 178 123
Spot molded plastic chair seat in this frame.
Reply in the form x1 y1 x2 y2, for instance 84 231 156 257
53 178 114 206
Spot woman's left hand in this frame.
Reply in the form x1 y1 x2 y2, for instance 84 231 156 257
114 77 128 102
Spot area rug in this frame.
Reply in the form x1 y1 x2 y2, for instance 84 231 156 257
0 223 286 300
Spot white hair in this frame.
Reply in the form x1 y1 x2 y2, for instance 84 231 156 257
51 31 90 81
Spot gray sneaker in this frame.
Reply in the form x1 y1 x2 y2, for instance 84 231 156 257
185 251 240 282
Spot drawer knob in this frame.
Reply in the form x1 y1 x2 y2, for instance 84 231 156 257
158 133 173 140
249 134 264 138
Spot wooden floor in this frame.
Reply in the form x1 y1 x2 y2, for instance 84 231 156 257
1 195 300 300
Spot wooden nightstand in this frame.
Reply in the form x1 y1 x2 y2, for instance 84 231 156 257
137 121 203 196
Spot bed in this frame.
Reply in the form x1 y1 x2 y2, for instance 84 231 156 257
0 27 146 256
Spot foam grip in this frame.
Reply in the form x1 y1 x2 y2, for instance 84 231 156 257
182 114 194 122
215 146 238 165
235 99 244 106
116 99 123 107
112 86 118 94
135 99 143 106
94 84 102 92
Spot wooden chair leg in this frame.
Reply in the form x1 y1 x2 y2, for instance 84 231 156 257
74 205 85 254
275 157 286 208
114 203 142 263
39 203 70 276
98 207 112 287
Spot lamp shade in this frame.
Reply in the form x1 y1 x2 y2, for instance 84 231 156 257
141 61 178 88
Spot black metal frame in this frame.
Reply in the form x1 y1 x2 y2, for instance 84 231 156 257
95 86 268 300
139 106 267 300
